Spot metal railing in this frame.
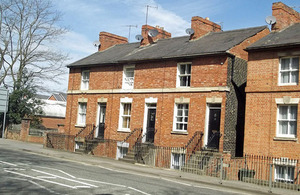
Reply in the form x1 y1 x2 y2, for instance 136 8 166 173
75 124 94 138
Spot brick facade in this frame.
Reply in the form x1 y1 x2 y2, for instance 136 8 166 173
65 15 269 157
244 3 300 159
244 47 300 159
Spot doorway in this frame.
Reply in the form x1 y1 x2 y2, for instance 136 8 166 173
96 103 106 138
143 104 156 143
205 104 221 149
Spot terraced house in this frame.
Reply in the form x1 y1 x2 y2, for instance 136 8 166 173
244 2 300 183
64 15 269 162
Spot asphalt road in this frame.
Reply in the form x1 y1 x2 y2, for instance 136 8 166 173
0 148 253 195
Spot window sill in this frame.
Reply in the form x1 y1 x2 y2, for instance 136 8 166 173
171 131 188 135
278 83 297 86
117 129 131 133
273 137 297 142
75 124 86 128
176 86 191 88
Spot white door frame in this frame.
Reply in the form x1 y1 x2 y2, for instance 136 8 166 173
95 103 106 138
204 104 221 147
142 98 157 143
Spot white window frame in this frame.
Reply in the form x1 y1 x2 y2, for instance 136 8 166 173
122 65 135 89
173 103 189 132
116 142 129 159
275 165 295 183
277 105 298 138
278 57 299 86
274 158 297 183
77 102 87 126
170 150 186 170
81 70 90 90
118 98 133 132
177 63 191 88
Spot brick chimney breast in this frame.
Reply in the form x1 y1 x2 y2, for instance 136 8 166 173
140 25 171 46
190 16 221 40
99 32 128 51
272 2 300 31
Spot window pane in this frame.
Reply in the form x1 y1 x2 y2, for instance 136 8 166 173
187 76 191 86
291 71 298 83
290 121 296 135
186 64 191 74
281 59 290 70
279 106 288 119
177 109 183 116
292 58 299 70
176 123 183 130
184 117 188 122
83 71 89 79
184 109 188 116
281 72 289 83
184 124 187 130
279 121 288 134
122 117 130 128
290 106 297 119
123 104 131 115
180 65 185 74
177 117 183 122
125 69 134 77
287 167 295 181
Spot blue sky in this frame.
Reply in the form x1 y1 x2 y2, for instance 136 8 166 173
51 0 299 93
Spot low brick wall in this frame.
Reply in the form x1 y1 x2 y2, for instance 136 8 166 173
45 132 75 152
6 130 21 140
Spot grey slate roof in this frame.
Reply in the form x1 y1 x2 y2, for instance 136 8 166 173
51 93 67 101
246 23 300 50
68 26 267 67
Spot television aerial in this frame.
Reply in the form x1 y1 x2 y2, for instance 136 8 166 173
135 35 143 41
93 40 101 47
148 29 158 37
185 28 195 35
265 16 276 25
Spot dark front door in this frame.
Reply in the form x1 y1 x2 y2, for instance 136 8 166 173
206 106 221 149
146 108 156 143
98 103 106 138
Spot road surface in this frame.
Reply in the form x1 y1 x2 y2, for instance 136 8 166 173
0 147 254 195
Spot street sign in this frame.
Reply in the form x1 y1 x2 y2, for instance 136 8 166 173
0 88 9 112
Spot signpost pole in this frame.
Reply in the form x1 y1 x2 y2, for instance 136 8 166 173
0 88 9 138
2 109 6 138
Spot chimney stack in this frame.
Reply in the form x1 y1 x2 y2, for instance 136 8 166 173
140 25 171 46
271 2 300 31
190 16 221 40
98 32 128 51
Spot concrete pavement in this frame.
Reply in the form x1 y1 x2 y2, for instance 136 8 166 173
0 139 298 195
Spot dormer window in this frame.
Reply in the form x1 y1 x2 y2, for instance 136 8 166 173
81 70 90 90
122 65 135 89
177 63 191 87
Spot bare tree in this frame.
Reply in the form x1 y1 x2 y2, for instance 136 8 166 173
0 0 68 91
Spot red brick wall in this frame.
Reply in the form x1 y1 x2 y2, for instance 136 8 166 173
68 56 228 91
41 116 65 130
65 56 230 151
272 2 300 31
245 48 300 159
191 16 221 40
99 32 128 51
229 28 269 61
141 25 171 46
